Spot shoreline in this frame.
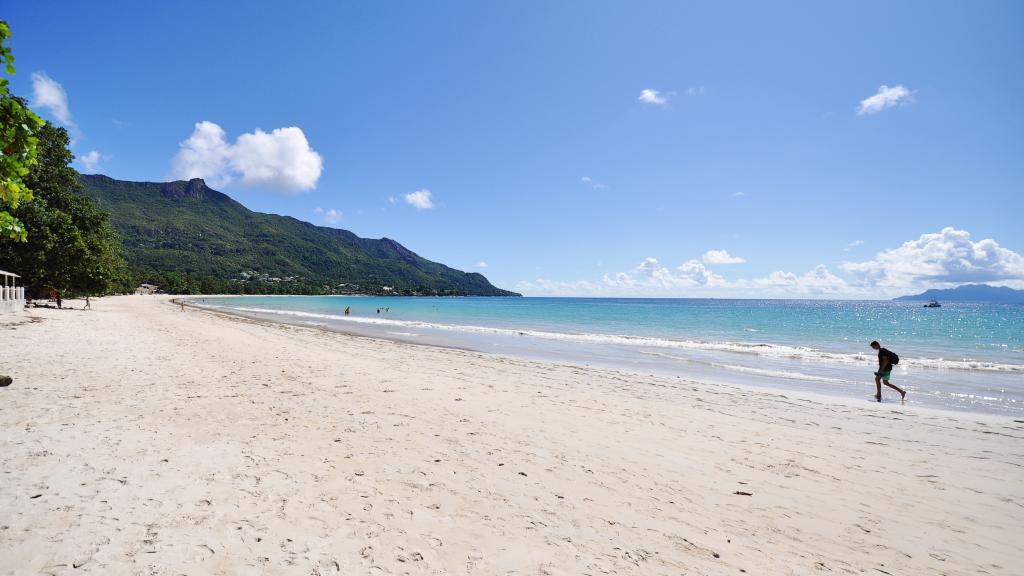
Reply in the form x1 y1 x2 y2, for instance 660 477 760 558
183 295 1024 421
183 295 1024 371
2 295 1022 574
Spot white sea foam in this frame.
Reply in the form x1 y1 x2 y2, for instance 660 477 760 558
640 351 864 385
212 304 1024 374
709 364 862 385
943 392 1015 403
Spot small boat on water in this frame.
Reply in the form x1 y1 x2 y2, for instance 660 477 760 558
923 299 941 308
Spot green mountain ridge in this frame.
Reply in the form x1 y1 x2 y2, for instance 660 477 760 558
78 174 519 296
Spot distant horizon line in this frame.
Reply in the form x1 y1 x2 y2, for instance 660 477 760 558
177 292 1018 303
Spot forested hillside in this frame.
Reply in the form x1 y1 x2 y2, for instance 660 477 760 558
79 174 518 296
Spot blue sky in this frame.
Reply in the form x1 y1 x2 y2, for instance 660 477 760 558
5 1 1023 297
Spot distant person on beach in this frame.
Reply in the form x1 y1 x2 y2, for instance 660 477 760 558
56 296 62 309
870 341 906 402
344 306 350 316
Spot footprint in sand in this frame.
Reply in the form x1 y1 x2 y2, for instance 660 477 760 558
319 559 342 572
193 543 216 561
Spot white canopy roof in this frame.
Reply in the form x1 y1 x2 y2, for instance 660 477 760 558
0 270 20 278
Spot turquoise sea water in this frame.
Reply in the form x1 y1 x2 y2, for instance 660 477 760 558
191 296 1024 417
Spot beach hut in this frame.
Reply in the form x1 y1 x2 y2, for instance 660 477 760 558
136 284 159 295
0 270 26 314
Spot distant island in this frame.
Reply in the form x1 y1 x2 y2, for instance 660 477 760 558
79 174 520 296
893 284 1024 304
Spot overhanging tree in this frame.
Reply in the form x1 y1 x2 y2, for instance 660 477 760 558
0 123 128 297
0 20 43 241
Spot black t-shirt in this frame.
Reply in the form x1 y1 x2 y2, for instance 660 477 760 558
878 348 896 367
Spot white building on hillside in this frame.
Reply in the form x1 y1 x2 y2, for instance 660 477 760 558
0 270 25 314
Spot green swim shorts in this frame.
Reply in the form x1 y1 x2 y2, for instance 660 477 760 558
878 368 892 380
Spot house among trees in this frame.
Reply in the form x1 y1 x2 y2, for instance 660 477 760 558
1 270 25 313
136 284 159 295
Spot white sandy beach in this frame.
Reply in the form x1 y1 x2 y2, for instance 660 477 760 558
1 295 1022 575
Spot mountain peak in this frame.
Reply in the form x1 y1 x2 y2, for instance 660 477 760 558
160 178 211 200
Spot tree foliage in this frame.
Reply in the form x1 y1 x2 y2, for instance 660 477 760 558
0 20 44 241
0 123 128 297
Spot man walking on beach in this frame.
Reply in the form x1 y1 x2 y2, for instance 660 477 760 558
870 340 906 403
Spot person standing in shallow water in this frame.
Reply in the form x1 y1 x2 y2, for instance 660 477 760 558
870 340 906 403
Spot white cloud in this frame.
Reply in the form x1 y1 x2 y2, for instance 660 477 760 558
841 227 1024 288
676 259 727 286
323 208 342 224
404 189 434 210
702 249 746 265
519 260 728 297
580 176 608 190
602 257 726 290
516 229 1024 298
844 240 864 252
313 207 341 223
749 265 850 295
31 72 77 131
519 263 851 298
600 271 634 288
521 256 753 296
857 85 914 115
475 261 488 268
686 86 705 96
170 121 323 194
631 257 678 287
514 278 608 297
172 122 232 186
732 192 746 197
638 89 668 106
77 150 104 173
387 196 398 205
233 127 323 192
